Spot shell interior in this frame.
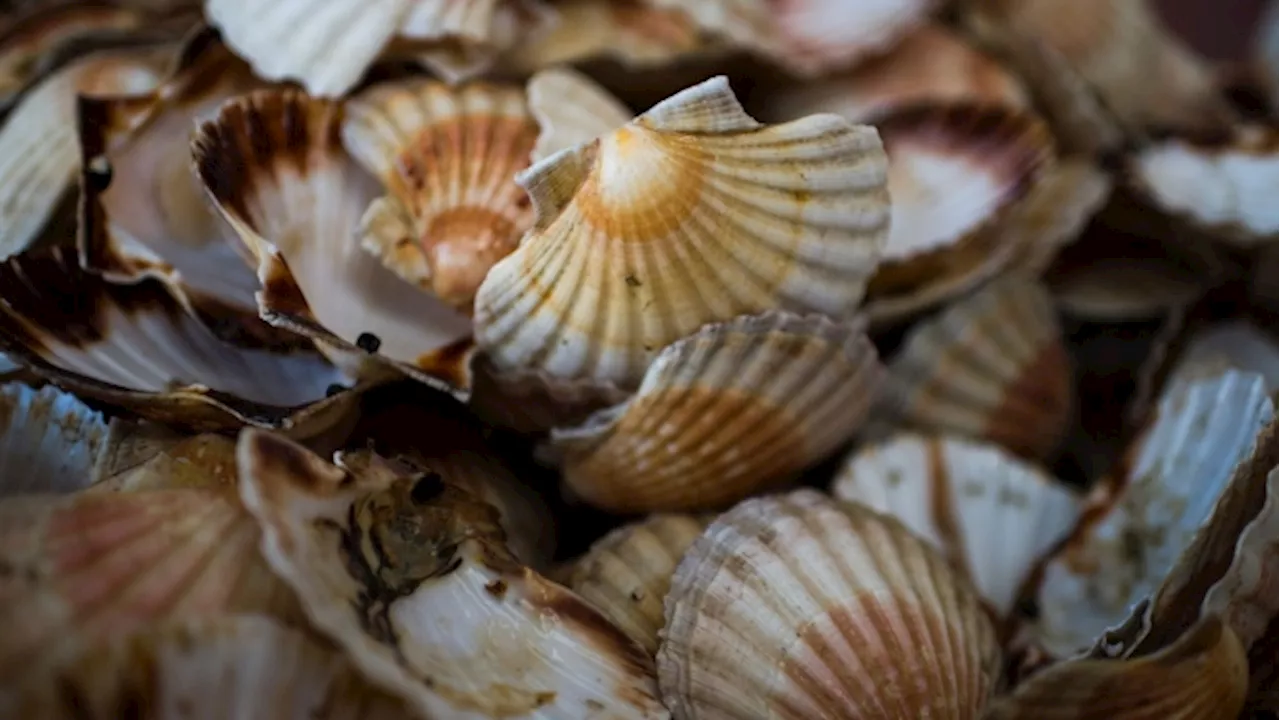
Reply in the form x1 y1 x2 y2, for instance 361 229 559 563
0 383 107 497
527 67 632 163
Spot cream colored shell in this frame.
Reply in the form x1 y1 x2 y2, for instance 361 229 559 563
527 67 632 163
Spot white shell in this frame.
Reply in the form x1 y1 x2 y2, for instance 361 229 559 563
0 383 106 497
832 433 1081 616
527 67 631 163
1167 321 1279 395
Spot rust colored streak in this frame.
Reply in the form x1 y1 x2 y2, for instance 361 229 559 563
925 438 971 586
415 336 476 392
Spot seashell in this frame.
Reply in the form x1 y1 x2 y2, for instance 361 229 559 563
983 616 1248 720
1034 369 1276 658
765 24 1031 125
77 30 268 334
859 104 1054 323
1165 321 1279 396
1125 124 1280 243
646 0 938 76
874 275 1073 460
0 485 301 687
657 489 1003 719
194 88 476 394
342 79 538 311
0 47 167 261
832 433 1081 617
498 0 703 76
1000 158 1113 276
546 311 883 513
0 247 359 434
469 355 630 435
1202 466 1277 651
0 383 107 497
236 429 669 719
8 615 414 719
395 0 557 83
1257 1 1278 110
564 514 708 654
89 427 239 493
962 0 1231 151
527 67 632 163
474 75 890 388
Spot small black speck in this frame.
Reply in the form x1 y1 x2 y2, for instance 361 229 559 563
1015 596 1040 620
356 332 382 353
624 274 642 288
410 472 445 505
629 590 644 602
87 156 113 190
325 383 346 397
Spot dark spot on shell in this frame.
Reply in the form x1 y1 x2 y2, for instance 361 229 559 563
85 156 113 191
410 472 445 505
326 383 346 397
356 332 382 353
484 579 508 598
624 274 642 288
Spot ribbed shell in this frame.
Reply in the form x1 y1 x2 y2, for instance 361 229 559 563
1166 321 1279 395
527 67 632 163
547 311 883 513
0 487 301 687
0 247 354 434
89 429 239 493
647 0 938 76
0 383 106 497
236 429 669 720
474 76 889 388
983 617 1248 720
469 356 630 435
0 49 165 260
1202 466 1278 650
1126 126 1279 242
193 89 475 394
398 0 555 82
1001 159 1112 276
565 514 708 654
832 433 1080 617
342 80 538 311
9 616 414 719
1035 370 1276 658
500 0 701 75
876 275 1072 460
657 489 1003 719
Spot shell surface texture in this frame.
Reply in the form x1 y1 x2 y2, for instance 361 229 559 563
0 383 107 497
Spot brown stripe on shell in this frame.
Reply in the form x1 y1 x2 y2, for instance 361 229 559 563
984 339 1072 458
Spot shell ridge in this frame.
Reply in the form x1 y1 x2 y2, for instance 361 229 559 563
635 76 760 135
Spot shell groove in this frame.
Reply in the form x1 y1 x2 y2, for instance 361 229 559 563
0 383 106 497
658 489 1003 719
832 433 1081 616
547 311 883 513
475 75 889 388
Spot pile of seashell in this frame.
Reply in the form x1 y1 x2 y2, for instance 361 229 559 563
0 0 1275 717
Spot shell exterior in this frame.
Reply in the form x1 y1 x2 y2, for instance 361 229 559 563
1034 370 1276 658
1202 466 1278 651
832 433 1081 617
861 104 1054 321
0 247 358 434
0 383 106 497
527 67 632 163
1000 158 1112 276
963 0 1230 149
0 486 301 688
0 4 144 108
657 489 1003 719
565 514 708 654
647 0 938 76
8 616 414 719
1126 125 1280 242
236 429 669 719
876 275 1073 460
547 311 884 513
193 88 475 394
77 31 266 329
499 0 702 75
342 79 538 311
204 0 411 97
0 48 166 261
1166 321 1279 396
469 355 630 435
983 616 1248 720
89 427 239 493
765 24 1030 125
398 0 556 82
474 75 890 388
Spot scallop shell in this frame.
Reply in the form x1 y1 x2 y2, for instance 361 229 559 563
397 0 556 83
875 275 1073 460
469 355 630 435
984 616 1248 720
565 514 708 654
832 433 1081 617
962 0 1230 150
546 311 883 513
0 48 166 260
765 24 1031 125
1166 321 1279 396
342 79 538 311
498 0 702 76
193 88 476 394
657 489 1003 719
0 247 359 434
1034 369 1276 658
0 486 301 688
77 31 267 331
89 427 239 493
474 75 890 388
0 383 106 497
1126 125 1279 243
8 616 414 719
1000 158 1113 275
647 0 938 76
1202 466 1278 651
236 429 669 719
860 104 1054 322
527 67 632 163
